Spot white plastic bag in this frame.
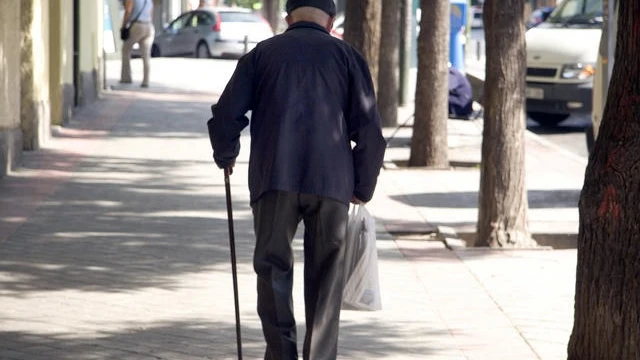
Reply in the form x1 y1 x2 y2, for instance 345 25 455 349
342 204 382 311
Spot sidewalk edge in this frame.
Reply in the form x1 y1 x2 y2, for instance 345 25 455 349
436 225 468 250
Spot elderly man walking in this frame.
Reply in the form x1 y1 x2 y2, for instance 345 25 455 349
207 0 386 359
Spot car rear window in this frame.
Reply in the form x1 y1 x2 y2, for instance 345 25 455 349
219 12 262 23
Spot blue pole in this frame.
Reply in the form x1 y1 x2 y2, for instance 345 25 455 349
449 1 466 72
450 29 464 72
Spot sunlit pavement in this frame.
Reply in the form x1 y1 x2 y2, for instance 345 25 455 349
0 57 582 359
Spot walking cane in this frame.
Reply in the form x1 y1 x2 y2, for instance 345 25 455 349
224 167 243 360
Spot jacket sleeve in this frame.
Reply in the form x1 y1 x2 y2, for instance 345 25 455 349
347 54 387 203
207 52 254 169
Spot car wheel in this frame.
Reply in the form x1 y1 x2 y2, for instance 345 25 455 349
151 44 160 58
196 42 210 59
527 112 570 126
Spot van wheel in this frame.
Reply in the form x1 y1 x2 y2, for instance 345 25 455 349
196 42 210 59
527 112 570 126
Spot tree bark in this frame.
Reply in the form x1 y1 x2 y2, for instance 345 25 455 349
568 1 640 358
377 0 400 128
262 0 280 34
408 0 449 167
343 0 381 93
474 0 535 247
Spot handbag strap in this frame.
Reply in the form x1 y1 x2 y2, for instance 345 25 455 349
128 0 148 25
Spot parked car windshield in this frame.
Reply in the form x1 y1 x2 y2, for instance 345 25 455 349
169 13 191 31
219 11 263 23
545 0 602 27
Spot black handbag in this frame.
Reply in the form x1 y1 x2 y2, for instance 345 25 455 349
120 0 147 41
120 27 130 41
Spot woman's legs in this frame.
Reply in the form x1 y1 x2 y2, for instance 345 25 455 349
139 24 155 87
120 22 154 86
120 30 135 83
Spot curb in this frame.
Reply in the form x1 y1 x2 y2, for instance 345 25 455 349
433 69 583 251
437 225 468 250
438 225 557 251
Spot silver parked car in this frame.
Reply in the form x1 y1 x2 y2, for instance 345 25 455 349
152 7 274 59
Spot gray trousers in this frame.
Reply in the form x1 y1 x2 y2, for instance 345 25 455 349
251 191 348 360
120 21 155 86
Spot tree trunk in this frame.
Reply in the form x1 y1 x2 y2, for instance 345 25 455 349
568 2 640 358
376 0 400 128
474 0 535 247
343 0 381 93
262 0 280 34
408 0 449 167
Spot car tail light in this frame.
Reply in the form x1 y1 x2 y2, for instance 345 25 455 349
212 13 221 32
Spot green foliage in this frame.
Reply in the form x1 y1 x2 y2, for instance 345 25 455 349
221 0 262 9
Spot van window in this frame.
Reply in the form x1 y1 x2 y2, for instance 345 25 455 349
546 0 602 26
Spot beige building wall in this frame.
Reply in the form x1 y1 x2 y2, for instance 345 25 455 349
0 0 23 176
77 0 104 106
50 0 75 126
21 0 51 151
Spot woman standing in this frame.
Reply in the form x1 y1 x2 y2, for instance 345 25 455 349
120 0 154 88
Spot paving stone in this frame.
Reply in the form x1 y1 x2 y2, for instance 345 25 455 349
0 58 583 359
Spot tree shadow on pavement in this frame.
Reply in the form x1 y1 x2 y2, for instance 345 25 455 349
0 84 255 295
0 318 455 359
391 189 580 209
0 154 255 295
0 320 265 360
0 79 462 359
59 91 216 141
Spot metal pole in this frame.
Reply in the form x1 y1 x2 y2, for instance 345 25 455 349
224 167 243 360
243 35 249 55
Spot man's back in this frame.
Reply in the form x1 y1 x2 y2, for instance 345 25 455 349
243 21 381 205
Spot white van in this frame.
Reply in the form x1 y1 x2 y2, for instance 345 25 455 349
586 2 617 152
525 0 603 126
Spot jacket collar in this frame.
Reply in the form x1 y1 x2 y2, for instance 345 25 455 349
286 21 330 35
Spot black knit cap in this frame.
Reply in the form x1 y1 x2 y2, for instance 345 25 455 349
286 0 337 16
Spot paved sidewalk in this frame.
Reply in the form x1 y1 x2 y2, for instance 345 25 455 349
0 58 583 359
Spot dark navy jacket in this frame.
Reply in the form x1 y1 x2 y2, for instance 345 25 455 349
207 21 386 205
448 66 473 118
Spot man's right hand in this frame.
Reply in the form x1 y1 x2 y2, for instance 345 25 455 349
351 196 363 204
